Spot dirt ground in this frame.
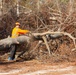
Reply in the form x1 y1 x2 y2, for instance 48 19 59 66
0 59 76 75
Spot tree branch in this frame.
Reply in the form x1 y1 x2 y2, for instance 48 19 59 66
33 31 76 50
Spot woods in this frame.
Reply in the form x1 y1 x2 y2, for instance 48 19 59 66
0 0 76 62
0 1 76 75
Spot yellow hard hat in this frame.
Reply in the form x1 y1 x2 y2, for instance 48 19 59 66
15 22 20 25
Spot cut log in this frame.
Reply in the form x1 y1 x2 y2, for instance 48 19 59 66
0 36 30 49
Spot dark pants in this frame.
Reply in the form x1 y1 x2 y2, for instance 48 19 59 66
9 44 17 60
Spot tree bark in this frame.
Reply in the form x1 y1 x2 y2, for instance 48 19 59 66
0 36 30 49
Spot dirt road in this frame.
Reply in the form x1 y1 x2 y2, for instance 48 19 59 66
0 60 76 75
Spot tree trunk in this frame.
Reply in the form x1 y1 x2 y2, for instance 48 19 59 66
0 36 30 49
0 31 75 51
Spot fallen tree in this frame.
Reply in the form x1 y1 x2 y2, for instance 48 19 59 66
0 31 76 53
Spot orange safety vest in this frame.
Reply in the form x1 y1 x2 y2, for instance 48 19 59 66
11 27 29 38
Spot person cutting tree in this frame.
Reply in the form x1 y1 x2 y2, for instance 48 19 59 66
8 22 30 61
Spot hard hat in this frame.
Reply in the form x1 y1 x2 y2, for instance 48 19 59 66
15 22 20 25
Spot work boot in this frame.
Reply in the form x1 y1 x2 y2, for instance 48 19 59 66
8 57 16 62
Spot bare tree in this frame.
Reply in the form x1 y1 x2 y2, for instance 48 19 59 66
0 0 3 15
16 0 20 17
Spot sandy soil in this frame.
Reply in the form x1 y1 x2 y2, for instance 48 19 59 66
0 60 76 75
